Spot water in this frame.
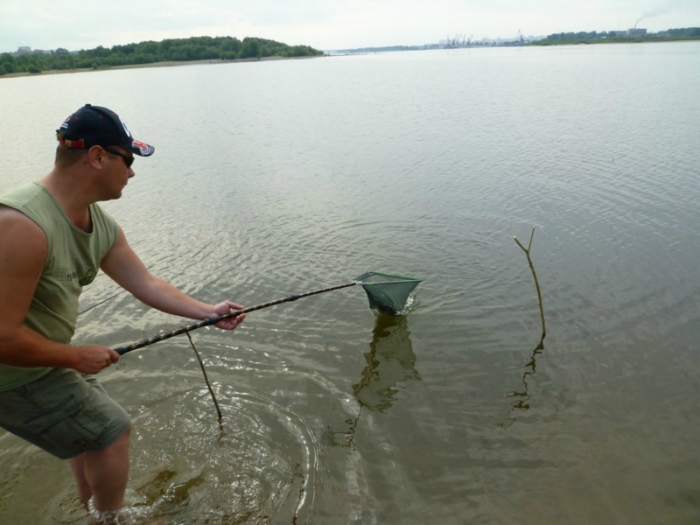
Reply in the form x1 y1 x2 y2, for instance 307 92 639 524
0 43 699 524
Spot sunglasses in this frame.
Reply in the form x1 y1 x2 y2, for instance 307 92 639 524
103 147 135 168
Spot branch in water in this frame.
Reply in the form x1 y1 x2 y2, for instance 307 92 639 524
184 330 225 437
513 227 546 343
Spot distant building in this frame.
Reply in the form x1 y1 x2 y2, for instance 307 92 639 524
628 28 648 37
16 46 32 54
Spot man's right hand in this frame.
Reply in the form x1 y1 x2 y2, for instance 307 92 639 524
72 345 120 374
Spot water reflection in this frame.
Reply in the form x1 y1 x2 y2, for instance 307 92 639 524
353 314 421 412
507 339 544 410
328 315 421 448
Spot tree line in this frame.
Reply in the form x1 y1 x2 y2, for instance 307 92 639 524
0 36 323 75
533 27 700 45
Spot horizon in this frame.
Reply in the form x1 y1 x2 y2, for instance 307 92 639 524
2 0 700 54
5 26 699 56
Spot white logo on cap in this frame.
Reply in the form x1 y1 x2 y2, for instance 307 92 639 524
119 116 133 138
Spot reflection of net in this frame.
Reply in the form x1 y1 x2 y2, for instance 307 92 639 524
326 315 421 449
353 315 421 413
355 272 422 315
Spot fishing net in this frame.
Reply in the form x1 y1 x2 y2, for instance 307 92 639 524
355 272 422 315
116 272 423 355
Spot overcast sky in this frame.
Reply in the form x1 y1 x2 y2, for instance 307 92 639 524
1 0 698 53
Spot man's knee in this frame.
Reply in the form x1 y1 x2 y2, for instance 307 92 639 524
115 424 131 443
99 424 132 452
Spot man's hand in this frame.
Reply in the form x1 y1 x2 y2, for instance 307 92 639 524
210 301 246 330
72 345 120 374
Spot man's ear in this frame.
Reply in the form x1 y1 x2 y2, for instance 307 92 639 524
86 146 106 170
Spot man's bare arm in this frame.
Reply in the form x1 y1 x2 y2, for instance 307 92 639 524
100 227 244 330
0 206 118 373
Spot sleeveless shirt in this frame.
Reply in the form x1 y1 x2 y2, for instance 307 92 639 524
0 182 119 390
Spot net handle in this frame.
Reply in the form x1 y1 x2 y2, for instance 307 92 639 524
361 279 421 285
114 281 356 356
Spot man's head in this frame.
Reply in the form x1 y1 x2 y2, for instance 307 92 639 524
56 104 154 160
53 105 154 199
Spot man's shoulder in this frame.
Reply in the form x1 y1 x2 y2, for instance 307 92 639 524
0 203 39 223
0 204 48 243
0 181 43 203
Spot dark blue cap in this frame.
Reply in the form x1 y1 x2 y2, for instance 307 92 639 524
56 104 154 157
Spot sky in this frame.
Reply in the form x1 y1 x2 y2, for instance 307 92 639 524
1 0 699 53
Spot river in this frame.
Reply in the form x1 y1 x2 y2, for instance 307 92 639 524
0 42 699 524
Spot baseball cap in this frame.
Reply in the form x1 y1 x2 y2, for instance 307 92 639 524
56 104 155 157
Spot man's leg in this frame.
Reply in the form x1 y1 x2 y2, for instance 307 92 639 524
78 425 132 512
0 369 132 515
69 453 92 507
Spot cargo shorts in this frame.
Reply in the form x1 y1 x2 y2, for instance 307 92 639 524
0 368 131 459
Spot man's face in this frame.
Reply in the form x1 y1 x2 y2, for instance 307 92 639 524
101 146 135 198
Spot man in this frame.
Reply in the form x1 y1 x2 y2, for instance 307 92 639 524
0 104 245 520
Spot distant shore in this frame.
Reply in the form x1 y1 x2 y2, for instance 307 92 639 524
0 55 323 80
530 36 700 46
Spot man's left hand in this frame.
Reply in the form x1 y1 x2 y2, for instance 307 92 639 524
211 301 245 330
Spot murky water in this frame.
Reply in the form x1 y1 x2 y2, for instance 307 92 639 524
1 42 699 524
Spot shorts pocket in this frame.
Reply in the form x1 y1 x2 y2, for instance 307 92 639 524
25 394 110 453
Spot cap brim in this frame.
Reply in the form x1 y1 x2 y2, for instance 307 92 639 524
129 139 155 157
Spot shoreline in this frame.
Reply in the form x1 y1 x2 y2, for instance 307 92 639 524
3 37 696 80
0 55 324 80
531 36 700 47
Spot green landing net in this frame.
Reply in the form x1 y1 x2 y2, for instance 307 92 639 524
355 272 423 315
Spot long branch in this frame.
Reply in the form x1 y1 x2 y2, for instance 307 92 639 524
184 330 224 435
513 227 546 342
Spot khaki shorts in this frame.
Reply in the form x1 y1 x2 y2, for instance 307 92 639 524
0 368 131 459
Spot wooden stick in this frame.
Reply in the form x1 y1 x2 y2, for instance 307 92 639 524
513 227 546 342
184 330 224 430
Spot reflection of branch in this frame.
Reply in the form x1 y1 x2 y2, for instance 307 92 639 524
508 228 546 411
507 340 544 410
291 462 306 525
325 411 362 450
